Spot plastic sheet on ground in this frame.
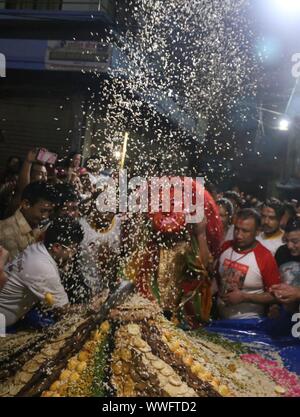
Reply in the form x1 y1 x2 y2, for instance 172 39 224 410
205 310 300 376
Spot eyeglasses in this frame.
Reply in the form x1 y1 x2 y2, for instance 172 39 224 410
60 244 79 252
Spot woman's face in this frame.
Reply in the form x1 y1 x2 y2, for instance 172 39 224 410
219 204 229 230
72 154 81 168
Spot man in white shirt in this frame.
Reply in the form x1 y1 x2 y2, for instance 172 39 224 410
53 183 119 296
0 217 83 327
257 198 285 255
217 208 280 319
79 212 122 294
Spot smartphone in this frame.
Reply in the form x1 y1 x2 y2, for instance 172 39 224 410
36 148 58 165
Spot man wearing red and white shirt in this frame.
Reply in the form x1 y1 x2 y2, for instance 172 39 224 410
217 208 281 319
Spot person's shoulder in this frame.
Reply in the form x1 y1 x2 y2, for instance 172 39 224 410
275 244 289 261
254 241 274 258
256 232 263 241
1 210 29 232
220 240 233 254
26 242 50 256
275 244 288 256
23 243 56 269
0 212 15 227
0 214 18 240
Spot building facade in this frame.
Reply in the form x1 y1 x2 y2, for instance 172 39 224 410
0 0 199 177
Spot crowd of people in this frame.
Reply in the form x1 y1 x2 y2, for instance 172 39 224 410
0 148 299 334
215 191 300 323
0 149 121 329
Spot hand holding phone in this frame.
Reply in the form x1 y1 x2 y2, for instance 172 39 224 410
36 148 58 165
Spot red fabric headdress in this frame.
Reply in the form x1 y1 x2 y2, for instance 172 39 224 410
150 178 223 257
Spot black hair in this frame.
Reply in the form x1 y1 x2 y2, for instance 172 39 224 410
262 198 285 220
284 202 296 219
1 156 22 179
285 217 300 233
255 201 263 210
54 183 79 209
216 198 234 220
65 151 81 168
223 191 243 208
236 208 261 229
31 161 46 170
44 217 83 249
242 197 262 210
21 182 58 206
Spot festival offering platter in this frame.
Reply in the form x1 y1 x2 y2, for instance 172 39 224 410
0 290 113 397
1 294 300 398
0 313 88 397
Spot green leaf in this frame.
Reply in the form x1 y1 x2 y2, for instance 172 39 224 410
193 291 202 322
91 332 111 397
151 276 161 304
191 235 199 255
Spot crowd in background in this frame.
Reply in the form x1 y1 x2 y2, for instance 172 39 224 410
0 148 299 333
0 149 121 329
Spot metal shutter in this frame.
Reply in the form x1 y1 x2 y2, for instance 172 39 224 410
0 94 73 168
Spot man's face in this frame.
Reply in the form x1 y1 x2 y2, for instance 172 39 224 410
22 199 55 228
261 206 281 236
30 164 48 183
286 230 300 257
90 208 114 230
234 217 258 250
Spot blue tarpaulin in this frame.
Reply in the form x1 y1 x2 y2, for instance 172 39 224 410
6 308 56 333
206 310 300 376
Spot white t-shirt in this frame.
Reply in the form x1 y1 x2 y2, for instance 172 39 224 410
79 216 121 293
80 216 121 253
217 241 280 319
0 243 68 327
257 231 284 256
